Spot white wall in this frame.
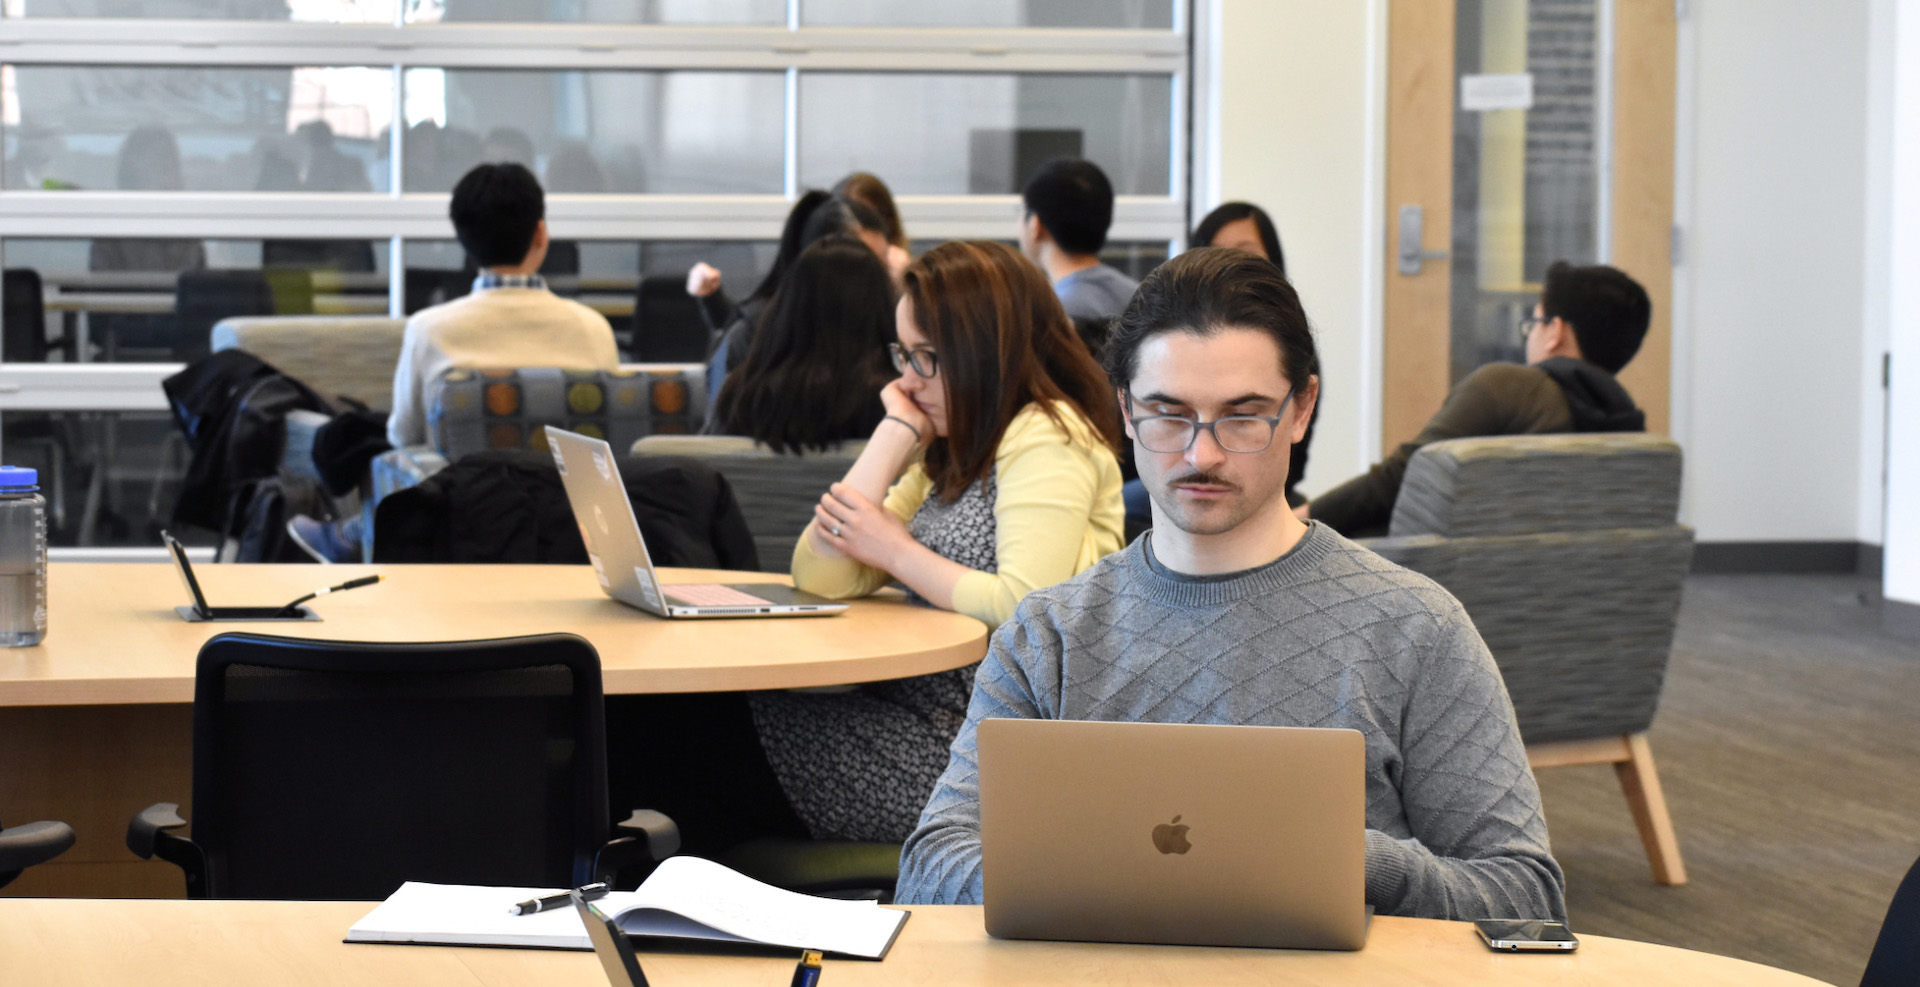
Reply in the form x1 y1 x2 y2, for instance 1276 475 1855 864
1883 0 1920 606
1203 0 1383 497
1205 2 1892 547
1672 0 1875 543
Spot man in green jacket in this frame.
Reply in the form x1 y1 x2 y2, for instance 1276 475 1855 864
1303 262 1651 537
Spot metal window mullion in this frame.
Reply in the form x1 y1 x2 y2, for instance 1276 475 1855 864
1593 0 1616 263
783 66 800 199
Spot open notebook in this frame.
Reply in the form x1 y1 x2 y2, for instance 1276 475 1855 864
346 856 909 960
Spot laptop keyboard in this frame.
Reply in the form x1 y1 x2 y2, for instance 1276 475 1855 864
667 584 775 607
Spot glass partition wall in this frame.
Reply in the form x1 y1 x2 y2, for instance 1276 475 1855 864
0 2 1191 548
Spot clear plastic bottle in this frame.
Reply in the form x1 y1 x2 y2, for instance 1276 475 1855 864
0 466 47 647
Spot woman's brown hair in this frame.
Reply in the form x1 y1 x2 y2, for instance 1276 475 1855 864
833 172 908 249
904 240 1124 501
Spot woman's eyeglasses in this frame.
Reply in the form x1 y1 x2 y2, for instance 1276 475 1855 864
889 343 938 378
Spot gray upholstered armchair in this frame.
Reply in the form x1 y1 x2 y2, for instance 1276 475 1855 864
1359 432 1694 885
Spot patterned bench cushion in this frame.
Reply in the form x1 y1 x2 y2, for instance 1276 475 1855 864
428 365 705 459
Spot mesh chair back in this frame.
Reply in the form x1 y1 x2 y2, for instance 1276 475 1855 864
1365 433 1694 744
2 269 46 362
630 436 865 572
188 632 608 900
632 277 711 363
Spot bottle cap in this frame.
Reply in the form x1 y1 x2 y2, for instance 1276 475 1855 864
0 466 38 490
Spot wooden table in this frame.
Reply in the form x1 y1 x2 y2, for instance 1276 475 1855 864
0 900 1832 986
0 563 988 898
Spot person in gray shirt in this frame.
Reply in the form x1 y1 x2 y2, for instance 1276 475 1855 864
1019 158 1140 327
894 247 1566 921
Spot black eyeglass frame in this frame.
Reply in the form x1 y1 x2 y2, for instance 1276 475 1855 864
1123 388 1298 454
888 342 938 378
1517 313 1547 343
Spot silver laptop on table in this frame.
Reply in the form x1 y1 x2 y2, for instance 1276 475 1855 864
546 426 848 619
979 718 1369 951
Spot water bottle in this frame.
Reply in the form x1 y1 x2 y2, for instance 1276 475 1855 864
0 466 47 647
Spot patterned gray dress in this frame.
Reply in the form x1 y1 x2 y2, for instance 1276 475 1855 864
749 471 998 843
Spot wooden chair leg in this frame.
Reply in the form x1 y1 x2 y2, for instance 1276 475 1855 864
1614 732 1687 886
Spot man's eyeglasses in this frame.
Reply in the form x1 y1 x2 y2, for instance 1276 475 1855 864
1517 314 1546 343
1125 389 1297 454
888 343 938 378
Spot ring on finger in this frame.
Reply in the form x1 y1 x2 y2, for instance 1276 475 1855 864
831 525 842 537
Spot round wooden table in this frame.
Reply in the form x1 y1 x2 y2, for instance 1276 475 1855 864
0 899 1833 986
0 562 989 898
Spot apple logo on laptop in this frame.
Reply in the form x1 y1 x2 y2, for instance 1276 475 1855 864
1151 815 1192 855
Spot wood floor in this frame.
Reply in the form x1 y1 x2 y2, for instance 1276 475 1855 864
1537 573 1920 987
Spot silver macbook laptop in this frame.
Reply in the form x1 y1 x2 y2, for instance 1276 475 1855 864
546 426 848 619
979 718 1369 951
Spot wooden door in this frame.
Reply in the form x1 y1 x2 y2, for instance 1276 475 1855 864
1383 0 1675 448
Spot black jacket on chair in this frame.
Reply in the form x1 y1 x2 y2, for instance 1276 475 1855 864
164 350 332 537
373 449 759 570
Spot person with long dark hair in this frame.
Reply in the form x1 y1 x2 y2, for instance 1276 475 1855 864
747 240 1126 843
699 192 893 408
710 234 896 451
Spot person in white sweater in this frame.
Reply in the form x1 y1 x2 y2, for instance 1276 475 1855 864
289 163 616 562
385 162 618 449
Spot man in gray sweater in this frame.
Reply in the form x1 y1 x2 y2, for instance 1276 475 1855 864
894 248 1566 921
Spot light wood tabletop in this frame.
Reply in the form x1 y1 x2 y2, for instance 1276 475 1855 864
0 562 990 706
0 561 988 899
0 899 1832 986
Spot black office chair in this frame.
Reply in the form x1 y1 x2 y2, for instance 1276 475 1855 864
126 632 677 899
1861 852 1920 987
172 271 282 363
0 817 76 890
631 276 713 363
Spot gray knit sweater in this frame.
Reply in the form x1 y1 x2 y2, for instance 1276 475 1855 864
894 523 1567 920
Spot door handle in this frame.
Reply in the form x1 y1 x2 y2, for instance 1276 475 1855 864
1397 205 1451 275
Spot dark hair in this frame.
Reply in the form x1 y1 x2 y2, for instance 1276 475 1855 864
905 241 1123 500
750 192 888 304
1021 158 1116 256
1539 261 1651 374
714 236 896 453
1104 247 1319 396
1190 201 1285 276
750 190 833 303
833 172 908 248
449 162 544 268
799 195 885 248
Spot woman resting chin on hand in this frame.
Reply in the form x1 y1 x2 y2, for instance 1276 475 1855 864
752 240 1127 846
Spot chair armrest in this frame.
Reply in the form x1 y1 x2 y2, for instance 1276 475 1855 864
127 802 207 895
592 809 682 886
0 819 75 872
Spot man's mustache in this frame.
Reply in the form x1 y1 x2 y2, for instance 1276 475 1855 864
1166 470 1236 490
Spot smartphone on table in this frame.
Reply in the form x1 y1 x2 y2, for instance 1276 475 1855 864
1474 919 1579 952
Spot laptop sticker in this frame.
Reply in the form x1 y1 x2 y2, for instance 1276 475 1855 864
633 567 662 609
552 447 567 475
592 450 613 482
589 553 610 589
592 503 610 536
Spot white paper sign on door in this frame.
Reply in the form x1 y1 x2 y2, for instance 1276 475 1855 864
1460 73 1534 112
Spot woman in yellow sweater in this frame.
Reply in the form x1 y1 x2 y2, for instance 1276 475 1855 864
751 240 1125 844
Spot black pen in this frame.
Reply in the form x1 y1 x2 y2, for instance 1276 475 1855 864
790 949 823 987
510 882 610 916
